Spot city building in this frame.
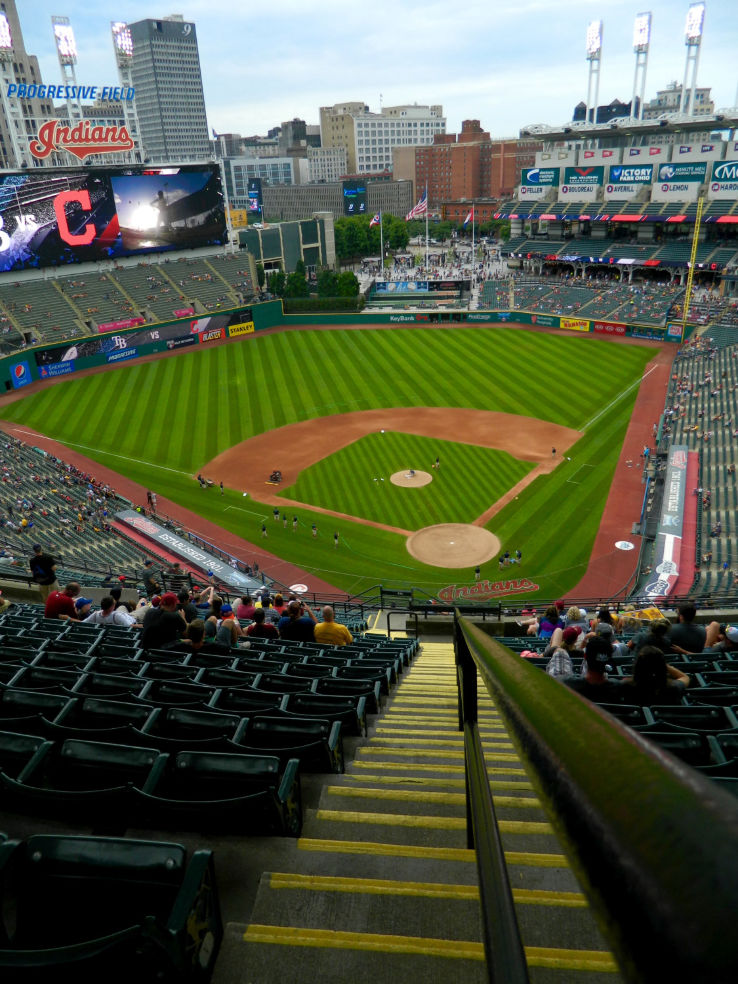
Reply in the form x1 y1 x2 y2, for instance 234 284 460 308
320 101 445 174
0 0 61 168
223 156 308 210
236 214 335 275
128 14 210 162
572 98 634 124
641 81 714 119
308 147 348 184
393 121 539 207
261 179 413 223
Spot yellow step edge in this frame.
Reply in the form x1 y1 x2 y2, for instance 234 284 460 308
297 838 568 867
342 773 534 791
242 925 617 972
349 760 528 776
267 871 587 907
358 747 521 762
368 735 514 749
323 785 541 809
315 809 552 834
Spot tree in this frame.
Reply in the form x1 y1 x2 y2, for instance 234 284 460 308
267 269 285 296
283 269 309 298
255 262 265 288
336 271 359 297
316 268 339 297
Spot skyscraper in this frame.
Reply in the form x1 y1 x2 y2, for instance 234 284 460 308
128 14 211 163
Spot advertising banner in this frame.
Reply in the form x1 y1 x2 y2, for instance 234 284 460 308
593 321 627 336
115 509 257 592
228 321 255 337
642 446 688 599
667 323 684 340
173 307 195 317
9 360 32 388
561 318 590 332
198 326 225 343
559 166 604 201
528 313 560 327
652 161 707 202
604 164 653 201
709 160 738 200
34 308 253 370
519 167 559 200
97 317 145 333
38 360 75 378
626 146 666 160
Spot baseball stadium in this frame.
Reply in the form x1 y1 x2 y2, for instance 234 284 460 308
0 84 737 984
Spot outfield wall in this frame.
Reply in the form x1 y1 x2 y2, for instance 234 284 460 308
0 300 685 395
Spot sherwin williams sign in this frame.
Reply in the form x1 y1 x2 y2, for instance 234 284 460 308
709 160 738 200
519 167 559 198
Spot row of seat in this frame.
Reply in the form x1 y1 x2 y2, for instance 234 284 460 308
0 832 223 981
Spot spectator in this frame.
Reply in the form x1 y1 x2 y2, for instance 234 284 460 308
74 596 93 619
236 593 256 621
177 589 198 623
535 605 563 641
44 581 81 621
215 603 242 647
203 597 223 640
564 637 623 703
314 606 354 647
278 599 317 642
176 618 231 655
83 595 137 627
272 593 287 616
141 591 185 649
29 543 59 601
139 559 161 596
545 627 580 678
621 646 691 706
669 602 721 654
246 607 279 640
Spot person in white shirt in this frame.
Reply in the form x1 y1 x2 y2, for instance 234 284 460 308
83 595 138 627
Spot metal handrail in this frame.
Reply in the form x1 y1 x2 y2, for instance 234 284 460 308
455 614 738 983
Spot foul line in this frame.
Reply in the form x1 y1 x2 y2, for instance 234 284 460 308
581 364 658 431
12 430 193 477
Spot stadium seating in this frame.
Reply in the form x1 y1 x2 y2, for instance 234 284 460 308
0 833 222 982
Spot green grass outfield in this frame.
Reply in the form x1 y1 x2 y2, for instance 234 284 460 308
0 326 655 598
281 432 534 529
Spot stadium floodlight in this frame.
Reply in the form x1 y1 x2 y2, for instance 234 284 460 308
685 2 705 41
586 20 603 58
53 17 77 65
111 21 133 59
0 12 12 50
633 11 652 50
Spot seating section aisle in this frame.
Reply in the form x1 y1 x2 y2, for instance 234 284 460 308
0 604 417 838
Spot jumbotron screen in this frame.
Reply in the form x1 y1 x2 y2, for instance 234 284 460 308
342 179 367 217
0 164 227 273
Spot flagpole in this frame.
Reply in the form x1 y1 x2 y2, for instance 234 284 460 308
471 201 475 294
424 184 429 273
379 212 384 276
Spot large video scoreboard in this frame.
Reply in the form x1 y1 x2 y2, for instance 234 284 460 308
0 163 227 273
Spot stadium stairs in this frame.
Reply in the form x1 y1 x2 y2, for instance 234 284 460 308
215 640 620 984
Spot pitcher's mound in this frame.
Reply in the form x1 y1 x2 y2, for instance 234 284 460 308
407 523 501 569
390 470 433 488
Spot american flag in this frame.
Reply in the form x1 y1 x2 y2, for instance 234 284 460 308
405 188 428 221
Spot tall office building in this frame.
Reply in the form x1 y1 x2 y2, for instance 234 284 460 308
128 14 210 162
0 0 61 168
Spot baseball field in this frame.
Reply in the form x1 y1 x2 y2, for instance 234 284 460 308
0 324 656 598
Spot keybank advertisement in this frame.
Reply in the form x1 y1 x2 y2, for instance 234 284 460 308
559 166 604 201
519 167 559 199
605 163 653 200
710 160 738 200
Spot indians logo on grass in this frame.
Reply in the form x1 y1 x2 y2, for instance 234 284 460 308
438 578 539 603
29 119 135 161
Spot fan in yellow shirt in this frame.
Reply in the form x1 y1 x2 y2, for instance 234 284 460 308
313 605 353 646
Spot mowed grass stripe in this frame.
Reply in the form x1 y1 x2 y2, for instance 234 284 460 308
0 327 655 598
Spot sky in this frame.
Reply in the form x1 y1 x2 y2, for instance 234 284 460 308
17 0 738 139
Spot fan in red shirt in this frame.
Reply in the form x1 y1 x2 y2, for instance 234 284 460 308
44 582 81 620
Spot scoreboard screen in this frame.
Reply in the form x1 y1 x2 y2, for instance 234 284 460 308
342 179 367 217
247 177 262 214
0 163 227 273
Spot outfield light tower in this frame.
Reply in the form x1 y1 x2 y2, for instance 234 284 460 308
631 12 651 120
52 16 83 126
110 21 142 162
0 11 26 166
680 2 705 116
585 20 603 124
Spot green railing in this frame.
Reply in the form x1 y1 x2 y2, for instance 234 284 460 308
455 613 738 984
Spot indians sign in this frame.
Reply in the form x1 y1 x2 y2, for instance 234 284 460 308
438 578 539 603
30 120 135 161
